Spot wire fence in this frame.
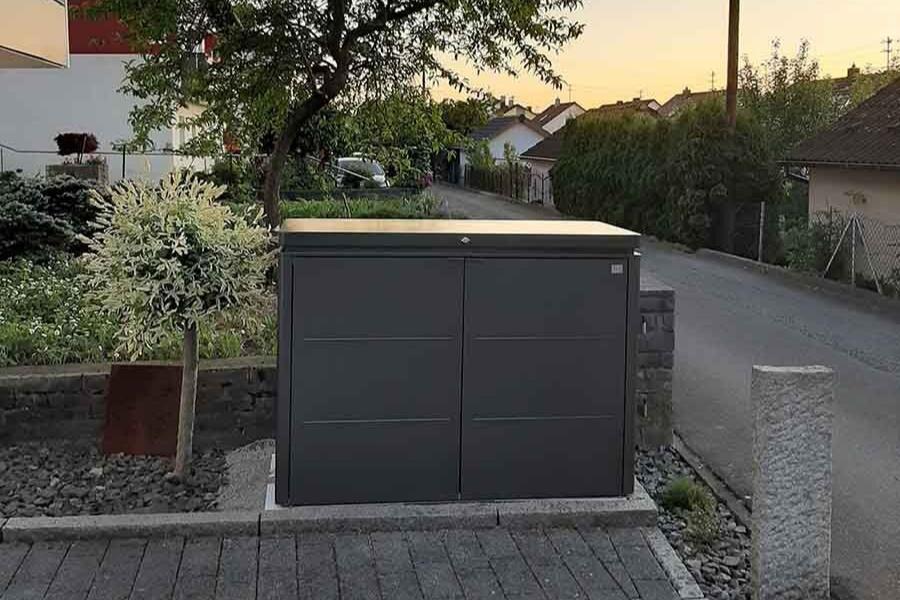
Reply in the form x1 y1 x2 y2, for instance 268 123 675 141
732 200 900 298
463 164 553 206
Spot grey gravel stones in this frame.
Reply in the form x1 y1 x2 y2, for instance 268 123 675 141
637 448 750 600
0 441 226 518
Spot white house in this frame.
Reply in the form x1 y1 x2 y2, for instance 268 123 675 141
533 99 584 134
0 3 210 182
460 115 549 168
785 77 900 278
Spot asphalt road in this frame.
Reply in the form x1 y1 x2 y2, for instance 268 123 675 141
434 183 900 600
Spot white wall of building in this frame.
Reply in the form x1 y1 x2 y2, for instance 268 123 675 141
809 166 900 224
0 54 176 182
808 165 900 277
541 105 584 134
488 125 546 163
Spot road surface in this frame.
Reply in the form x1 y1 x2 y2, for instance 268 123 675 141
434 183 900 600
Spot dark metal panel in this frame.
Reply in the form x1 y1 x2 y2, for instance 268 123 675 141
288 257 463 504
275 253 293 506
461 258 628 499
621 252 641 495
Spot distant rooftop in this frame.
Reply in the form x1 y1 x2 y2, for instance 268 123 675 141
470 115 548 141
785 76 900 169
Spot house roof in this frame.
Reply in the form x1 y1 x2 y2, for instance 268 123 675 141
520 131 565 161
658 88 723 118
785 76 900 169
583 98 661 119
534 101 584 127
470 115 549 141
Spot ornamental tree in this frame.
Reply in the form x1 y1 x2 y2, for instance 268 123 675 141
82 0 583 225
82 172 273 475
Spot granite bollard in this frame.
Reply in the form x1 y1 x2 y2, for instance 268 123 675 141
751 365 834 600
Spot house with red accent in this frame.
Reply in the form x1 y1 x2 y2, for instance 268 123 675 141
0 0 211 182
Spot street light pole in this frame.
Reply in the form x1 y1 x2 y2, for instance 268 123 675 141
726 0 740 131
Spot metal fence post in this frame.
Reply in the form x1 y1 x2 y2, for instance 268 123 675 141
758 201 766 262
121 147 127 180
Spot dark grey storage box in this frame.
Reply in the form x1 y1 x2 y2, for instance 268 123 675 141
277 219 641 506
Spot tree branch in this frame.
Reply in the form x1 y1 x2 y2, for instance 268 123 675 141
345 0 444 48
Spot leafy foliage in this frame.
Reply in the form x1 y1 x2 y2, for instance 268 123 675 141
0 173 107 260
281 194 436 219
0 257 276 368
440 97 493 135
81 172 274 359
347 91 461 187
553 101 781 249
82 0 583 224
54 133 99 162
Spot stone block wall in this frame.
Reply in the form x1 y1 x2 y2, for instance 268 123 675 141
0 282 674 450
636 275 675 448
0 359 276 450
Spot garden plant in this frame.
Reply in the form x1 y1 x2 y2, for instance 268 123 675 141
81 171 274 476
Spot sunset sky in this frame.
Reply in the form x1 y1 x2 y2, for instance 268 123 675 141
433 0 897 110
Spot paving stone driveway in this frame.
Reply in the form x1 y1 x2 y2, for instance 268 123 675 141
0 527 680 600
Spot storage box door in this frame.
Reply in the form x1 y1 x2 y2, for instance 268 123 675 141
289 257 463 504
461 258 628 499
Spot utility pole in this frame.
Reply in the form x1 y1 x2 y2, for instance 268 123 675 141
710 71 717 91
883 37 894 71
726 0 740 130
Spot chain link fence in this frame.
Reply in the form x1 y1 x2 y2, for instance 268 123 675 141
735 199 900 298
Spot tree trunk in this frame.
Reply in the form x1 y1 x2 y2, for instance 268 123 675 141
174 323 199 478
258 69 351 227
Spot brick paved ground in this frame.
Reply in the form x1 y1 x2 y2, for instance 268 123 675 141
0 527 681 600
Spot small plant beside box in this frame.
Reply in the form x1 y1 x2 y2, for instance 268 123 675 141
661 476 720 546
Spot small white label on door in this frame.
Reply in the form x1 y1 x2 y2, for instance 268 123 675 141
611 264 624 275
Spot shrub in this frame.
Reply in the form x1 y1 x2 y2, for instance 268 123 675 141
82 171 274 474
0 257 276 368
660 476 715 513
782 211 847 275
0 258 117 367
552 101 781 250
54 132 99 163
0 173 107 260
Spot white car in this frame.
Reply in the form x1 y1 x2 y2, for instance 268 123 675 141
336 157 389 188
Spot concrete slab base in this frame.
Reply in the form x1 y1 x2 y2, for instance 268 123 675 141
2 511 260 543
2 479 656 541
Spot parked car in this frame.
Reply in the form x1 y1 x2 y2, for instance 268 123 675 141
336 157 389 188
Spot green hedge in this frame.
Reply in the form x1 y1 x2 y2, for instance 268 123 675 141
553 101 781 249
281 193 436 220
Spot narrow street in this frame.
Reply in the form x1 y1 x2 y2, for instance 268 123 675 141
433 183 900 600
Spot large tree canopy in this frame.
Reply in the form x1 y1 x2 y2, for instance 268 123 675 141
84 0 583 224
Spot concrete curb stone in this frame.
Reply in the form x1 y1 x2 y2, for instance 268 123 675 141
2 511 260 543
497 481 657 529
642 527 705 599
260 502 498 535
695 248 900 321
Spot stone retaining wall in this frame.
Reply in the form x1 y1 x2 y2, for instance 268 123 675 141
0 281 674 450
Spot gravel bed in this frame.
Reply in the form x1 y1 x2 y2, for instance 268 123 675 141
0 441 226 518
637 447 751 600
